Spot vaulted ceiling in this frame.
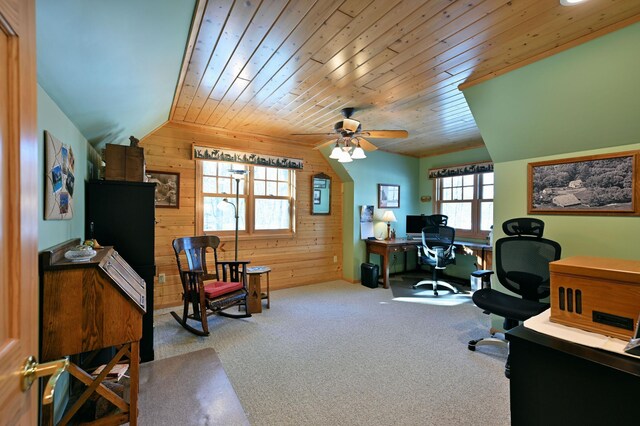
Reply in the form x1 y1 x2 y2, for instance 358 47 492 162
37 0 640 157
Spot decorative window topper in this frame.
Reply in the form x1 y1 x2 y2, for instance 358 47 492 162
193 145 303 170
428 161 493 179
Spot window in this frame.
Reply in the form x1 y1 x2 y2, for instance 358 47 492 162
434 172 493 238
197 160 296 236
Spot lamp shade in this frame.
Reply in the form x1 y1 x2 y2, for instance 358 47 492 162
381 210 397 223
337 150 353 163
329 145 342 159
351 146 366 159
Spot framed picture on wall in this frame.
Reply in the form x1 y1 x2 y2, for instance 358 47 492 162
146 170 180 208
313 189 321 204
528 150 639 216
378 184 400 208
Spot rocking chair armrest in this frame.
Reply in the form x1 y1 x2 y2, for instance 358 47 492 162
217 260 251 266
216 261 250 285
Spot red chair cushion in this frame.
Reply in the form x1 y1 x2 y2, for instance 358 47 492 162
203 280 243 299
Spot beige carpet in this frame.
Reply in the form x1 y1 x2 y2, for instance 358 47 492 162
151 280 510 425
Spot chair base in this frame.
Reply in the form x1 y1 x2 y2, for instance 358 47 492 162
467 336 508 351
412 279 459 296
468 331 511 378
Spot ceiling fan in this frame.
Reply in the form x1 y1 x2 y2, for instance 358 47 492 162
292 107 408 162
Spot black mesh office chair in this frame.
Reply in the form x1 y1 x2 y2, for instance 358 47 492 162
413 224 457 296
424 214 448 227
468 218 561 355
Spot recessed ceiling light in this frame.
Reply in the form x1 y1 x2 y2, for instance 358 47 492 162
560 0 588 6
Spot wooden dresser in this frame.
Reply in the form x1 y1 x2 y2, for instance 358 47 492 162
40 239 146 425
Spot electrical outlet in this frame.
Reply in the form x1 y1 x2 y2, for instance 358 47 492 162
333 255 338 263
158 273 166 284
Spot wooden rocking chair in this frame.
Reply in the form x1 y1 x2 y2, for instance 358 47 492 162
171 236 251 336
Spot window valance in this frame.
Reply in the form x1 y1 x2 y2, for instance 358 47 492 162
192 145 304 170
428 161 493 179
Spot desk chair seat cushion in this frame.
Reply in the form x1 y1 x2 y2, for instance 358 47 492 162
472 288 549 323
203 280 244 299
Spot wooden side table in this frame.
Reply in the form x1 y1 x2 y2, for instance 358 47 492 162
246 266 271 314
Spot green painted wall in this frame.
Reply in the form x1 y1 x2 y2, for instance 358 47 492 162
464 22 640 163
342 181 355 280
37 0 196 148
494 143 640 261
38 85 89 250
462 22 640 329
330 150 420 280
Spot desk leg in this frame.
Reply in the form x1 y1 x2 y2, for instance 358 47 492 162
382 253 389 289
247 274 262 314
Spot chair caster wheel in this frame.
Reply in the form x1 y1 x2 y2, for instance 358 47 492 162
468 344 476 351
433 291 439 296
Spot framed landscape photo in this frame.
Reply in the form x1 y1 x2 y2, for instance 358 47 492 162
528 150 640 216
378 183 400 208
146 170 180 208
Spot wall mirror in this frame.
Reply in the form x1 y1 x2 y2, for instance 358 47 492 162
311 173 331 215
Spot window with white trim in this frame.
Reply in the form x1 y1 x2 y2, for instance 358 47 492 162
434 171 493 238
197 160 296 236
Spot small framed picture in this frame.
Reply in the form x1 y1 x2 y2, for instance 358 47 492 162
146 170 180 208
378 184 400 208
313 189 321 204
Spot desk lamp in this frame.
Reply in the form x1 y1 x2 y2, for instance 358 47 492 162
381 210 397 240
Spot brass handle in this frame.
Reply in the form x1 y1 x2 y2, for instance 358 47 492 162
21 356 69 404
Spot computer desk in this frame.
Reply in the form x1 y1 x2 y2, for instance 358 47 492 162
364 238 492 289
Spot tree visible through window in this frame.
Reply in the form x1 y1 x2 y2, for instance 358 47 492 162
197 160 296 236
435 172 493 238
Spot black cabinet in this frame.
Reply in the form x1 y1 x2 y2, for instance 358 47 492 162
86 180 156 362
506 325 640 425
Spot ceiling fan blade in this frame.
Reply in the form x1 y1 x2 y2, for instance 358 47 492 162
312 139 339 150
361 130 409 139
357 137 378 151
291 132 336 136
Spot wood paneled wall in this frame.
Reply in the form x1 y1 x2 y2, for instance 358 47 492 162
142 122 343 308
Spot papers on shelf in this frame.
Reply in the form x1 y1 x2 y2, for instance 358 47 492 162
92 363 129 381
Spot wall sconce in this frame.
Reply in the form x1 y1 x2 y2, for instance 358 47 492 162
420 195 432 202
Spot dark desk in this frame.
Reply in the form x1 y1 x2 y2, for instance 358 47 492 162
506 325 640 425
364 239 492 289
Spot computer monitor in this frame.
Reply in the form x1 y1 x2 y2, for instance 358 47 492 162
406 214 448 239
406 215 429 239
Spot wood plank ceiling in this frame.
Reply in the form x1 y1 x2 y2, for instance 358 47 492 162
170 0 640 157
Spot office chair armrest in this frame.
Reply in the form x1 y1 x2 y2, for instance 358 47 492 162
471 269 493 278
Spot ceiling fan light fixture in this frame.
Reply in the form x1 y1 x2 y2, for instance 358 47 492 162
337 150 353 163
560 0 588 5
351 146 366 159
329 144 342 159
342 118 360 133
